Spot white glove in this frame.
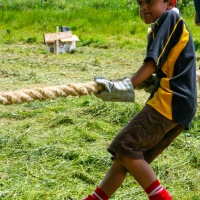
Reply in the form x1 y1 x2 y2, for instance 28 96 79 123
94 77 135 102
136 74 156 93
144 84 157 93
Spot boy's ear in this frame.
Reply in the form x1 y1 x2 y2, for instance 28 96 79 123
167 0 176 9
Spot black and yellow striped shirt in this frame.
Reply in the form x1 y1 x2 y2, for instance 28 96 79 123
146 10 197 129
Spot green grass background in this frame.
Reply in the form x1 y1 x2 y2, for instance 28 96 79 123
0 0 199 199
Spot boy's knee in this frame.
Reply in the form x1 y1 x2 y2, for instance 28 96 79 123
116 153 145 166
116 153 133 165
115 153 124 162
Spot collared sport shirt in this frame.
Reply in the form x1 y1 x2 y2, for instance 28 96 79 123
146 10 197 129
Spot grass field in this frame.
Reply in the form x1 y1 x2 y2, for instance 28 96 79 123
0 1 199 199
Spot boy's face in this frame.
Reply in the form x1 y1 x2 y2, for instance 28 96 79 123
137 0 172 24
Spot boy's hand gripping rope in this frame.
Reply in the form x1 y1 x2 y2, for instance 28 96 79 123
0 81 105 105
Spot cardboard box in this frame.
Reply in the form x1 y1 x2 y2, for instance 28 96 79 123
44 30 79 54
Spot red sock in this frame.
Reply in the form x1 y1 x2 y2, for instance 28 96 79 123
145 180 172 200
84 187 109 200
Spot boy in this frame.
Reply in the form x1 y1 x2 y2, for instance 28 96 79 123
82 0 197 199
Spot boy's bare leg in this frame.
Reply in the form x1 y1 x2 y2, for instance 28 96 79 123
98 155 157 197
116 154 157 189
98 159 128 197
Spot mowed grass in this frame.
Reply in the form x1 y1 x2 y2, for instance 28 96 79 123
0 43 199 200
0 1 200 199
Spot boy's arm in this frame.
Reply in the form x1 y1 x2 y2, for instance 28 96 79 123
131 59 156 88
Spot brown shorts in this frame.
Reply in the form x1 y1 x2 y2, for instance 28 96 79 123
108 105 185 163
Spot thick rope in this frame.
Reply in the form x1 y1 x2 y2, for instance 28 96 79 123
0 81 105 105
0 71 199 105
